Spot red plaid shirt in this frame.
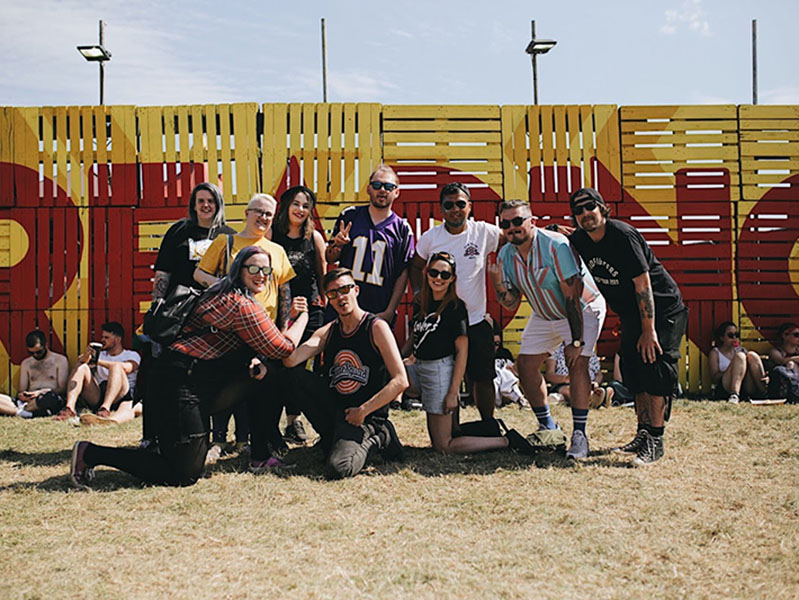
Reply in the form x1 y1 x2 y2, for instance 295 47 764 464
170 290 295 360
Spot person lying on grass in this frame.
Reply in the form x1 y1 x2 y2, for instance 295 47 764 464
69 246 308 488
402 252 527 454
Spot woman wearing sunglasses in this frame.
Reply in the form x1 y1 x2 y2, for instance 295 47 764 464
709 321 767 403
69 246 309 488
403 253 517 454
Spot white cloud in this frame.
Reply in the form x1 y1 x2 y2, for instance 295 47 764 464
661 0 711 36
329 70 399 102
761 85 799 105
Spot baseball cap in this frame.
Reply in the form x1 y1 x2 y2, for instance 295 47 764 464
569 187 606 209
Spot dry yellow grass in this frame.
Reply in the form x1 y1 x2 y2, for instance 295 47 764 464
1 401 798 599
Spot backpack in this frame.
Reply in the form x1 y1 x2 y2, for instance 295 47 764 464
767 365 799 403
143 285 210 346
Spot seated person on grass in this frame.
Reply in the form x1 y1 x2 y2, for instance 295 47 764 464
544 342 610 409
54 321 141 425
0 330 69 418
283 267 408 479
709 321 767 404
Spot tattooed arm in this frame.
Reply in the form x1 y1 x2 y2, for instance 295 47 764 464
278 283 292 329
633 271 662 364
152 270 171 301
559 273 585 369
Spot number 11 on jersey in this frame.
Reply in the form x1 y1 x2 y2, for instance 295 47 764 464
350 237 386 285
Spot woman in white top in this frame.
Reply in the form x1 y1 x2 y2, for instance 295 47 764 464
709 321 767 403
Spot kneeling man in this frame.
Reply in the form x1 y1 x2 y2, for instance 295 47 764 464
283 268 408 479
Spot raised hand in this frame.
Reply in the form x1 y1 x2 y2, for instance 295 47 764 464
487 254 504 287
289 296 308 320
334 222 352 248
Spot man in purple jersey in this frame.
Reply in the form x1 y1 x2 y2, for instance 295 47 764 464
325 164 414 324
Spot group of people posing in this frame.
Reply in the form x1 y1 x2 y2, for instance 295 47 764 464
7 164 703 487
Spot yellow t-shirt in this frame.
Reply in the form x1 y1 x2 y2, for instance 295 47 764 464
197 234 295 321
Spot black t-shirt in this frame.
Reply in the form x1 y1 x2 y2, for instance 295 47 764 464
271 230 321 306
570 219 684 320
154 220 236 295
411 298 468 360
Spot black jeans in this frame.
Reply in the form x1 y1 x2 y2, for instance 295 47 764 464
83 349 254 486
289 368 394 479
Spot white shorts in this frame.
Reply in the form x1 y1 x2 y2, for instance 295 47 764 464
519 296 606 357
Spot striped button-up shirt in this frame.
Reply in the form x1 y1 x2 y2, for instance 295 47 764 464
499 228 600 321
171 289 295 360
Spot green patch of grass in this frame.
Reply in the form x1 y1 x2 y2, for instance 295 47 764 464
1 400 798 598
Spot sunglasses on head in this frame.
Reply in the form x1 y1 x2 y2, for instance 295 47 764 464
427 268 453 280
572 201 598 216
499 216 530 230
442 199 468 211
325 283 356 300
727 332 740 339
369 181 398 192
244 264 273 276
428 252 456 268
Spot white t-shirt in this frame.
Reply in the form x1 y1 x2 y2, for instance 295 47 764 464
97 349 141 391
416 220 501 326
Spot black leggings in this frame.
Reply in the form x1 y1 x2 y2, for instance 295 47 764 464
83 350 251 486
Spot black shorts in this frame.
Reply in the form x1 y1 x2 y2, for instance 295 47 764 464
99 380 135 408
466 319 496 382
619 307 688 398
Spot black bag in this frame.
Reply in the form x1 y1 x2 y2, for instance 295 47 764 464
767 365 799 403
143 285 206 346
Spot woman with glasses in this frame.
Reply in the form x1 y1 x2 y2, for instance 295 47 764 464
69 246 308 488
403 253 521 454
767 323 799 402
709 321 767 403
270 185 326 444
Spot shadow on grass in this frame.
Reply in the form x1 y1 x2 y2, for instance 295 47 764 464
0 448 71 467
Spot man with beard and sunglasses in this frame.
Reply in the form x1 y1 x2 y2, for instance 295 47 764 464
488 200 606 460
0 330 69 418
568 188 687 466
410 182 503 422
325 164 414 325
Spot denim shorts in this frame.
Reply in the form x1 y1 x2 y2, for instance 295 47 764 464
407 355 455 415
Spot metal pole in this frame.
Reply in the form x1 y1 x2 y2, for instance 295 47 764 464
99 19 105 105
321 18 328 102
751 19 758 105
531 20 538 104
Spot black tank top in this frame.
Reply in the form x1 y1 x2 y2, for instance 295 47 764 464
271 231 321 306
323 313 387 418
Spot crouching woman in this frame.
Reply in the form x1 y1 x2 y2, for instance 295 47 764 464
69 246 308 487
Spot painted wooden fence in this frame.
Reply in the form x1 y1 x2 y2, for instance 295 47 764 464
0 103 797 396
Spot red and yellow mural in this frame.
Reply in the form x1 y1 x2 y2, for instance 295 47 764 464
0 103 797 395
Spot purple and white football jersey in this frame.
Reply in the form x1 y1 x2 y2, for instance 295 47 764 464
328 205 414 316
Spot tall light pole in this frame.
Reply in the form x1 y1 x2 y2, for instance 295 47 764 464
77 19 112 105
524 20 557 105
751 19 758 105
321 18 328 102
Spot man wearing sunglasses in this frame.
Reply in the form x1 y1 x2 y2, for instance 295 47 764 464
411 182 503 421
488 200 606 460
325 164 414 325
568 187 687 466
283 268 408 479
0 330 69 418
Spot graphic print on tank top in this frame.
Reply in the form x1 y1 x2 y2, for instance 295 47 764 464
329 349 371 395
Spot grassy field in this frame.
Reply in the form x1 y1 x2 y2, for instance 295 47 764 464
1 400 798 599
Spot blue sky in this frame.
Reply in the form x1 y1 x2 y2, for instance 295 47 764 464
1 0 797 107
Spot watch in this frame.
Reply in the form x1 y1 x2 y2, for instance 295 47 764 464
571 340 584 348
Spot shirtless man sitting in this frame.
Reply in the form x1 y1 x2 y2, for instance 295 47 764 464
0 330 69 418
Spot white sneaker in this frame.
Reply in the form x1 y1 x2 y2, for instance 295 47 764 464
566 430 589 459
727 393 740 404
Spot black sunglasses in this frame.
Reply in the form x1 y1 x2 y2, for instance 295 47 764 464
427 268 453 280
499 216 530 230
370 181 398 192
572 201 598 216
726 332 740 339
325 283 356 299
442 200 468 211
244 264 273 276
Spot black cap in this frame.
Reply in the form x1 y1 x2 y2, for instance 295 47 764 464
569 187 605 209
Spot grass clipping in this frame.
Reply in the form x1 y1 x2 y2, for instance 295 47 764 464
1 400 798 599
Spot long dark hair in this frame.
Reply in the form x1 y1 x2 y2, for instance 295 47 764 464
207 246 270 298
713 321 736 347
419 252 459 318
275 186 317 240
188 182 227 238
